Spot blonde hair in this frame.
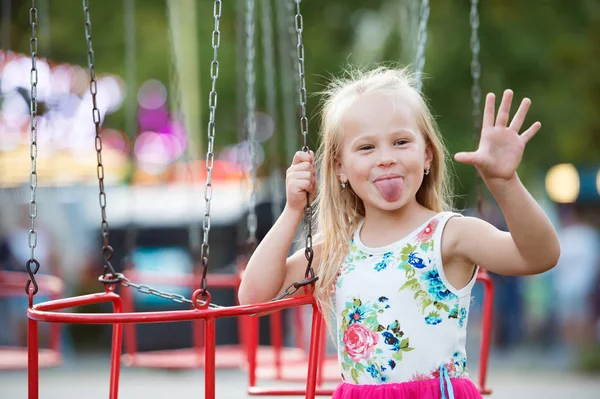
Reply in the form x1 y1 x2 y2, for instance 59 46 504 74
312 65 454 328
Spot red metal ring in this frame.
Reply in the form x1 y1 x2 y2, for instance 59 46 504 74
192 289 211 310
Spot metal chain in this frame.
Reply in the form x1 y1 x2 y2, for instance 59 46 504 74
82 0 119 284
414 0 430 93
293 0 314 280
245 0 258 247
25 0 40 295
470 0 483 216
260 0 283 222
120 276 221 309
200 0 222 293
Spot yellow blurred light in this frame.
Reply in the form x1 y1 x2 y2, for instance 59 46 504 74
545 163 579 203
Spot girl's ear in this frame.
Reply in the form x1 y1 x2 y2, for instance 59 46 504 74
425 143 433 171
335 157 344 180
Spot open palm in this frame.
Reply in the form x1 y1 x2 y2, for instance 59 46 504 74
455 89 541 181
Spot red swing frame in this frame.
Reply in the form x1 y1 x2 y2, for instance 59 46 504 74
27 285 324 399
0 270 63 370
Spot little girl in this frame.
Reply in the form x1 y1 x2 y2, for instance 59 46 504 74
238 66 560 399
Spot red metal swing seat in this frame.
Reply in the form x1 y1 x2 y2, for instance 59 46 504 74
0 270 63 370
27 285 324 399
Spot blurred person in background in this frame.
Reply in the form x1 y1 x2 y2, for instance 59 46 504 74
553 204 600 353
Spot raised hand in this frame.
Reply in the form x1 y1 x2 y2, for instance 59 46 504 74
286 150 317 213
454 89 541 182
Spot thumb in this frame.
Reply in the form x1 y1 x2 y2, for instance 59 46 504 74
454 151 478 165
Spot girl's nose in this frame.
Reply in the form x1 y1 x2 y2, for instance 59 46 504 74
377 150 397 167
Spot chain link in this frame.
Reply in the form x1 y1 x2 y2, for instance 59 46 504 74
82 0 118 283
293 0 314 281
26 0 40 295
469 0 483 216
245 0 258 246
120 275 220 308
200 0 222 293
414 0 430 93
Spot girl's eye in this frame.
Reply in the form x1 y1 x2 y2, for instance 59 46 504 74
395 140 408 146
358 145 374 151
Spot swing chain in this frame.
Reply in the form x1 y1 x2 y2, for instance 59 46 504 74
25 0 40 295
119 275 221 308
414 0 430 93
245 0 258 248
293 0 315 282
470 0 484 216
82 0 119 284
200 0 222 294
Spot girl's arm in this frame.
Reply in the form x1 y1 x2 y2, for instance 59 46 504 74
238 206 318 304
238 150 318 305
449 175 560 275
452 90 560 275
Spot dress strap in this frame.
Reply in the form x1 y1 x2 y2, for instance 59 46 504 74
439 365 455 399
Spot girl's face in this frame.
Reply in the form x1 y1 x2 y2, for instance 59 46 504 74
336 90 432 214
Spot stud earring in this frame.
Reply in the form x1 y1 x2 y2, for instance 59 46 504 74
424 168 430 176
341 180 347 189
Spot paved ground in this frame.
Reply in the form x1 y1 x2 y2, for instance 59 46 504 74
1 351 599 399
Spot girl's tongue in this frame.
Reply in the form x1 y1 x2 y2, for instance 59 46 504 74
374 177 404 202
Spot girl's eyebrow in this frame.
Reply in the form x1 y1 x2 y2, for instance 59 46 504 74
350 129 417 145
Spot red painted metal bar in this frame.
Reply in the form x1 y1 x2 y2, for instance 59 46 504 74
27 291 39 399
247 302 333 397
27 291 320 399
269 310 283 379
205 317 216 398
476 269 494 395
1 271 63 371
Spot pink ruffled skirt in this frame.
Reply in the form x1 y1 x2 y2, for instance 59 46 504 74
332 378 482 399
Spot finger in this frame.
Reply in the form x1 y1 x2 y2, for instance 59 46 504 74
454 151 479 165
291 161 314 173
297 180 314 194
482 93 495 129
287 170 313 181
508 98 531 132
495 89 513 127
520 122 541 144
292 150 312 165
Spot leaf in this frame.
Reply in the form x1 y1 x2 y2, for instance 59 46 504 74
399 278 420 292
401 243 416 255
376 348 383 354
355 363 366 371
400 338 410 349
377 324 386 332
419 297 433 313
403 346 415 352
351 368 360 384
353 298 362 307
420 242 430 252
392 351 403 362
435 302 450 312
365 317 379 330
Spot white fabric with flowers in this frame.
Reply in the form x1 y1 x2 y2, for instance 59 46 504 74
334 211 478 384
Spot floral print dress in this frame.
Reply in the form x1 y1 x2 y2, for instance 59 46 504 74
335 212 478 384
